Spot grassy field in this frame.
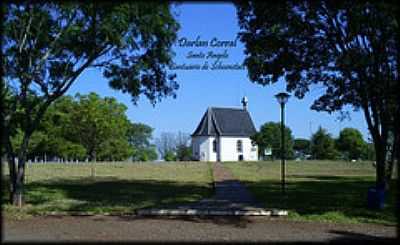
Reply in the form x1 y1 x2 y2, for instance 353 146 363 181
224 160 397 225
2 162 213 218
2 160 397 225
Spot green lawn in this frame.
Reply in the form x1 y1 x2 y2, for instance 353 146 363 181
224 160 397 225
3 160 397 225
2 162 213 218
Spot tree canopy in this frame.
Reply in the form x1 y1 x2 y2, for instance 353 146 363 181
155 131 191 161
70 93 132 161
236 1 398 188
336 128 366 160
127 123 158 161
311 127 338 160
251 122 294 159
10 93 158 162
3 1 179 205
293 138 311 157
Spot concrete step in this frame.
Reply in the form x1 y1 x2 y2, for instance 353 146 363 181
136 208 288 216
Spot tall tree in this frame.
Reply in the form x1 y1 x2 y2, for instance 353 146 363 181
175 131 191 161
164 150 177 162
3 2 179 206
311 127 338 160
155 132 177 159
293 138 311 157
154 131 191 161
127 123 153 149
336 128 366 160
176 131 191 148
11 95 86 161
251 122 294 159
41 96 86 161
135 147 158 162
69 93 132 161
12 94 149 162
176 145 192 161
236 1 398 189
127 122 158 161
361 142 376 161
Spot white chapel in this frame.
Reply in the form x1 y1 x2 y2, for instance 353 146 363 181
191 97 258 162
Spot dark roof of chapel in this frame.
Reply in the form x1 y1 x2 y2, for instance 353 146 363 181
191 107 257 137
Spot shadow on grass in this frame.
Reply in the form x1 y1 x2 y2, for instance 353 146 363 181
2 173 397 226
2 176 213 214
286 174 369 181
241 175 397 225
2 176 260 229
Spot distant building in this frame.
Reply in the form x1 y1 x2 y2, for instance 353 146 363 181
191 97 258 162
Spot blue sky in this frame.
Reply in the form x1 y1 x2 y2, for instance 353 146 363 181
67 3 370 142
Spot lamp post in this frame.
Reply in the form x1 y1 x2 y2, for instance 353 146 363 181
275 92 290 195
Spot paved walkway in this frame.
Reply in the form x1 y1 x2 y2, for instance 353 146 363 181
213 162 260 204
138 162 276 215
183 162 263 210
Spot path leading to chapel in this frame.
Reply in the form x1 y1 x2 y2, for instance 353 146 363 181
200 161 262 209
137 162 286 216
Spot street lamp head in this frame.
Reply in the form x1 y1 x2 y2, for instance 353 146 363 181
275 92 290 105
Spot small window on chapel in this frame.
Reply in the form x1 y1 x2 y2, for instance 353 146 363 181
237 140 243 153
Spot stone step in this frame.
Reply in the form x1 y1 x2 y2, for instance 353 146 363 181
136 208 288 216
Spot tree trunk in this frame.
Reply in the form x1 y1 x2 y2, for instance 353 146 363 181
361 101 387 190
5 131 17 203
386 139 396 181
90 150 96 178
12 133 30 207
7 157 17 203
395 10 400 234
374 141 387 189
13 159 26 207
371 132 386 189
396 119 400 235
